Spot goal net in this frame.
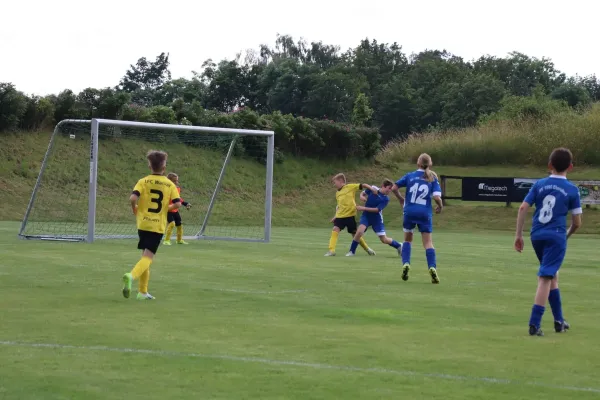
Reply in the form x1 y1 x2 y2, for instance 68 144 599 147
19 119 274 243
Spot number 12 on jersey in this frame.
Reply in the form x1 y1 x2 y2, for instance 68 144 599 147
409 183 429 205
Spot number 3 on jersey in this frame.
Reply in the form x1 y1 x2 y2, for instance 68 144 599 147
538 194 556 224
409 183 429 205
148 189 164 213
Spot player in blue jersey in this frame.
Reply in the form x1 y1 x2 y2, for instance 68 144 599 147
514 148 582 336
346 180 403 257
392 153 443 283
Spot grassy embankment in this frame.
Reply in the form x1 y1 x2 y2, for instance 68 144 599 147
2 105 600 234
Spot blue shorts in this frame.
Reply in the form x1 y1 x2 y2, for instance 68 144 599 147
531 238 566 278
359 213 386 236
403 214 432 233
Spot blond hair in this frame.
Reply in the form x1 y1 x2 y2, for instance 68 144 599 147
417 153 438 183
167 172 178 182
332 173 346 184
147 150 167 173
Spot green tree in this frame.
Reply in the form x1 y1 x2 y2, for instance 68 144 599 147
96 88 131 119
202 59 248 112
575 74 600 101
350 39 408 94
20 96 55 130
372 76 416 140
51 89 79 122
440 73 506 128
0 83 28 132
551 83 592 108
302 71 356 121
153 76 206 106
407 50 471 130
119 52 171 93
76 88 100 118
474 52 565 96
351 93 373 126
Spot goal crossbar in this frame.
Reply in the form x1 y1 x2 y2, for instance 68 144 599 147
19 118 275 244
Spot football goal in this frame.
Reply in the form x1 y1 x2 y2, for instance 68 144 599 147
19 119 274 243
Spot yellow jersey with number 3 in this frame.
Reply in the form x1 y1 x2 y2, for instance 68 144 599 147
132 174 180 233
335 183 362 218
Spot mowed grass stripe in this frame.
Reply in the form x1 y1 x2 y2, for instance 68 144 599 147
1 340 600 394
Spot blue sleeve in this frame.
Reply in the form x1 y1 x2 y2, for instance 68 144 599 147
524 183 537 206
363 189 372 195
432 179 442 197
377 197 389 211
395 175 408 188
569 187 582 214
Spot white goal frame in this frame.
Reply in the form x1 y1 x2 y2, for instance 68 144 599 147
19 118 275 243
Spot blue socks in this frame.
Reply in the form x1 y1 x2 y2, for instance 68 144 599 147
529 304 545 328
528 290 563 329
401 242 411 264
426 248 436 268
349 240 359 254
389 240 401 249
548 288 564 322
400 243 437 268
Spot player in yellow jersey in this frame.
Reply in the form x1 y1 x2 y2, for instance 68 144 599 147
325 173 375 256
163 172 192 246
121 150 181 300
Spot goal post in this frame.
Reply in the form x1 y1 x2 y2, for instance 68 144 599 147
19 118 275 243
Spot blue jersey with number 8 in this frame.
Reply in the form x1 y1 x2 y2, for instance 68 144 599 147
524 175 582 240
395 170 442 218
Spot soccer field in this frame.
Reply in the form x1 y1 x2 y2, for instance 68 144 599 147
1 221 599 399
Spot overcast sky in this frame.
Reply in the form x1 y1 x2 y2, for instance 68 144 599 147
2 0 598 96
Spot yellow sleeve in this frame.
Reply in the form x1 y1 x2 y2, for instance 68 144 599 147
133 179 143 195
346 183 361 192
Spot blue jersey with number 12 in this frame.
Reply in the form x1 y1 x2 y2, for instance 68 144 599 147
395 170 442 218
524 175 582 240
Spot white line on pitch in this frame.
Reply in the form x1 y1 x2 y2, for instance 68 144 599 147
201 288 307 294
0 340 598 394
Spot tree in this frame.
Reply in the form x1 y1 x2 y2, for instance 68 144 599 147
407 50 471 130
567 75 600 102
372 76 416 140
262 58 308 116
119 52 171 92
51 89 79 122
152 76 206 106
350 39 408 94
96 88 131 119
20 96 55 130
0 83 28 132
351 93 373 126
440 73 506 128
474 52 566 96
302 71 357 121
202 59 248 112
76 88 100 118
551 83 591 108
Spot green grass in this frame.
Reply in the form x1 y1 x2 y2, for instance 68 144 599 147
1 221 600 399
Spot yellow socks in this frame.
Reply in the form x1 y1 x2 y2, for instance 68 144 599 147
139 268 150 293
165 221 175 241
328 230 339 252
359 237 370 251
176 225 183 242
131 256 152 280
